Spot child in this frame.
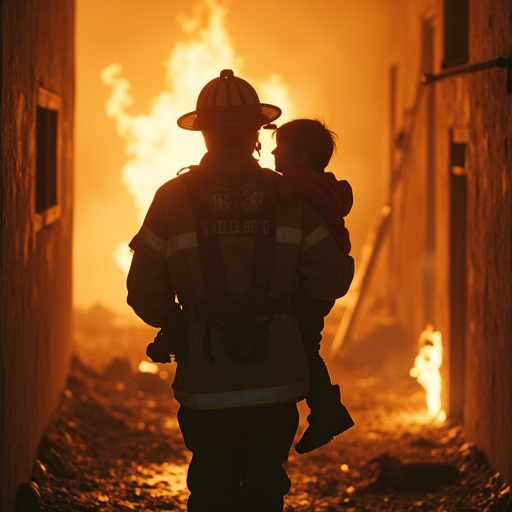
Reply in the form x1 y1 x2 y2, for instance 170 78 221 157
272 118 355 454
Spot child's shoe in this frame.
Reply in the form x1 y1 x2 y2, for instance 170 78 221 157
295 384 354 454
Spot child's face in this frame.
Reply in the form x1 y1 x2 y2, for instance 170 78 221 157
272 140 308 174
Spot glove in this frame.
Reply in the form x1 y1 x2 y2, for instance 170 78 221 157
146 330 172 363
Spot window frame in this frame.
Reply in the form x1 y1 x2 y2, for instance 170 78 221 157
34 87 62 233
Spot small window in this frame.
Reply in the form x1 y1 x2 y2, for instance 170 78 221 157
36 106 58 212
35 88 61 232
442 0 469 69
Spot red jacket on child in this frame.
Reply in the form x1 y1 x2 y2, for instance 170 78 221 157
279 169 353 255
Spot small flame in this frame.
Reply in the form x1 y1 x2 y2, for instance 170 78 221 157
138 360 159 374
101 0 295 274
410 324 446 422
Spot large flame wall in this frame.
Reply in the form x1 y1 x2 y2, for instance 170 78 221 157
75 0 393 318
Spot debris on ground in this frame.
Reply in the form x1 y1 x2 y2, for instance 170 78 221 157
23 306 512 511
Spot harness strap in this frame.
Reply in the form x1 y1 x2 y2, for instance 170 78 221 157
180 166 226 298
179 165 278 302
179 165 282 362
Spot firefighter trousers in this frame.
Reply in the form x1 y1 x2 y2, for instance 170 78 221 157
177 402 299 511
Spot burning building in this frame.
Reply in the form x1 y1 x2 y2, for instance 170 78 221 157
395 0 512 483
337 0 512 485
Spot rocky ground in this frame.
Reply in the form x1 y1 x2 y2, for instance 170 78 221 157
19 305 512 511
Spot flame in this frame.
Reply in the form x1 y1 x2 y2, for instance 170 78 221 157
138 360 159 374
101 0 295 274
410 324 446 422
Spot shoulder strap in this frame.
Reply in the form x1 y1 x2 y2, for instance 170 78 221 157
180 167 227 300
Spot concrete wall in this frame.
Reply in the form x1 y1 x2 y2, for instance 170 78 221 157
0 1 75 509
382 0 512 482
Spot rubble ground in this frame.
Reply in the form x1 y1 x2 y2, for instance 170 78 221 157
25 306 512 511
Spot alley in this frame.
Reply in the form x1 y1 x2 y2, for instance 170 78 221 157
25 306 511 511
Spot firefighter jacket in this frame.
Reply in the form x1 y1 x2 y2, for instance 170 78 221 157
127 151 354 410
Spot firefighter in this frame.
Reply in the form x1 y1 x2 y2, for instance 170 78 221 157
127 69 354 511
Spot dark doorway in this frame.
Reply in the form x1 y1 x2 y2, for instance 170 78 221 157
449 131 467 420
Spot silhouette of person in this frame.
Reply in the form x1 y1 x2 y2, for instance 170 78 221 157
272 119 355 454
127 70 354 511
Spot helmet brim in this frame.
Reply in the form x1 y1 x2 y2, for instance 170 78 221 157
177 104 282 131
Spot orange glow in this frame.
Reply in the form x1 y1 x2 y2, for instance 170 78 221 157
76 0 390 317
410 325 446 422
144 463 188 494
101 0 295 274
138 360 159 374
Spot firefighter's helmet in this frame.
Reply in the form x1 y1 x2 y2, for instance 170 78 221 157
177 69 282 131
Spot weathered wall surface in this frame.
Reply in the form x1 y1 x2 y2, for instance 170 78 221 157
382 0 512 483
464 0 512 484
0 0 75 509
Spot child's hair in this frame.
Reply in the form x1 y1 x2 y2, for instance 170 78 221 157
274 118 337 172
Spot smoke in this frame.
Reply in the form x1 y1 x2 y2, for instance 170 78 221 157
100 0 294 274
75 0 390 317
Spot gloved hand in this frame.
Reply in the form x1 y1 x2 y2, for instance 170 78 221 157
146 330 172 364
